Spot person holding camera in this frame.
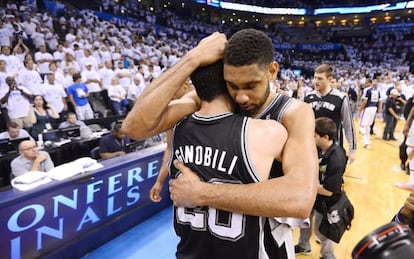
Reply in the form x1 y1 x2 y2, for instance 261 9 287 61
0 76 33 129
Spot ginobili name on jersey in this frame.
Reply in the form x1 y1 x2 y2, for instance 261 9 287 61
174 145 238 175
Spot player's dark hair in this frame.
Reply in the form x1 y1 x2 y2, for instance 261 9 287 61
190 60 228 102
315 117 337 140
223 29 274 69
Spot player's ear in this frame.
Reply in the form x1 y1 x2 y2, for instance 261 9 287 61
268 61 278 80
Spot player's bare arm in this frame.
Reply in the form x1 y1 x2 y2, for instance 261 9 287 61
122 32 227 139
170 102 318 219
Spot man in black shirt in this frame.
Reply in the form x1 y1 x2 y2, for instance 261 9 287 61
295 117 348 258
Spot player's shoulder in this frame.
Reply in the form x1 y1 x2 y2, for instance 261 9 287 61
330 88 346 98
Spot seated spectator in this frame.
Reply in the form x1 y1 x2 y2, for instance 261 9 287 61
30 95 59 139
58 112 88 129
11 140 54 178
0 122 33 140
127 73 144 108
99 123 130 159
108 77 127 115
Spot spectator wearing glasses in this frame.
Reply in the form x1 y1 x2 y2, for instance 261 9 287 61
11 140 54 178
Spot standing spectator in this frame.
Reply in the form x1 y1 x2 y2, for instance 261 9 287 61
79 48 98 71
61 53 80 73
12 39 30 63
98 60 115 89
114 61 132 92
16 58 43 95
81 62 102 93
66 73 94 120
0 76 33 129
0 21 12 47
295 117 347 259
383 89 402 141
34 45 53 79
42 73 67 118
0 45 23 75
53 44 65 63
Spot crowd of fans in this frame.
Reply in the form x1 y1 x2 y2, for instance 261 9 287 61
0 0 414 142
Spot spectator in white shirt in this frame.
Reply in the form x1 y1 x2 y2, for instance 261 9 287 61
81 62 102 93
17 58 43 96
107 77 127 115
0 46 23 75
79 48 98 71
114 61 132 91
0 59 11 89
42 73 67 117
53 44 65 62
0 21 12 47
98 60 115 89
34 45 53 77
31 28 46 49
61 52 80 74
0 76 33 129
21 17 37 38
12 39 30 63
127 73 144 108
98 45 112 63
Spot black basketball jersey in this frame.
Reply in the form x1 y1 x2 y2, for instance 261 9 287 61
304 89 356 149
254 93 295 179
170 112 275 259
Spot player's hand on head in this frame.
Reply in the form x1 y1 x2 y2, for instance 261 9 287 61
192 32 227 67
169 160 203 208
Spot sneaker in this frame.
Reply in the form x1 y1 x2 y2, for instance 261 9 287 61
294 245 311 255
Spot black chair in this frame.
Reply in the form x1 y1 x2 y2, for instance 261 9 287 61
88 91 113 118
90 146 100 160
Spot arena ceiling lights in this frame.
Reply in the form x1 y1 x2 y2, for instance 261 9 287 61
194 1 414 15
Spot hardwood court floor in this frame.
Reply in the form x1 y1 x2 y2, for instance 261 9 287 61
295 118 412 259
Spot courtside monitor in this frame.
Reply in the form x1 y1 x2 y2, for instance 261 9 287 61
61 126 81 139
9 137 31 151
42 129 62 142
0 138 13 154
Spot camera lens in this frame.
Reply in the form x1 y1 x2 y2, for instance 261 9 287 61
352 222 414 259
